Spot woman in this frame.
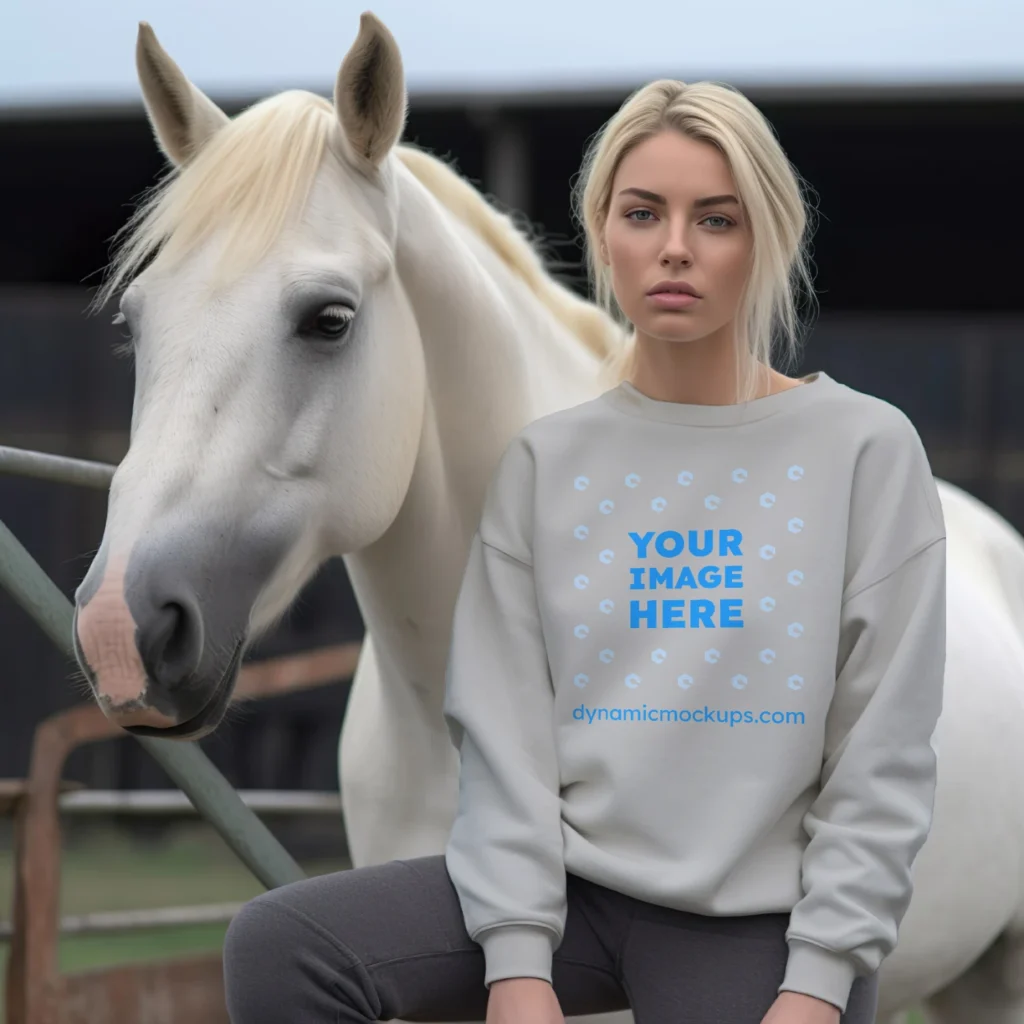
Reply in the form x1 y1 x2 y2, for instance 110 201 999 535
223 78 945 1024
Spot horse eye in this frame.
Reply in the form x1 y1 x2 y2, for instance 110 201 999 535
308 304 354 340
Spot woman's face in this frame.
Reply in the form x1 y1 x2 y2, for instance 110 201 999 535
601 130 753 346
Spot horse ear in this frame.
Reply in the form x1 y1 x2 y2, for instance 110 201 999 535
334 12 407 171
136 22 230 167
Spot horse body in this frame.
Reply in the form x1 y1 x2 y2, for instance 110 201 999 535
75 14 1024 1023
886 483 1024 1024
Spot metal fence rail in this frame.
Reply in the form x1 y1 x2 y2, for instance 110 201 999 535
0 903 247 940
58 788 341 816
0 446 307 891
0 445 115 489
0 788 344 942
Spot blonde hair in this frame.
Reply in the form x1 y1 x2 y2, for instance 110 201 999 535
572 79 818 401
90 91 621 365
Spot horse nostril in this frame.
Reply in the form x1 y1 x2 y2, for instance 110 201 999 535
137 598 204 690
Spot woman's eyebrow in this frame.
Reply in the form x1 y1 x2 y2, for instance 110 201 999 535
617 187 740 209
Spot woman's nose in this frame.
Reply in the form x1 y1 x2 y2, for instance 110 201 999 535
659 223 693 266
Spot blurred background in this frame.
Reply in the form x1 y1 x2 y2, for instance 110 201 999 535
1 0 1022 1015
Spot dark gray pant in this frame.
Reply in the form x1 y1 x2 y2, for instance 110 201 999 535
223 855 879 1023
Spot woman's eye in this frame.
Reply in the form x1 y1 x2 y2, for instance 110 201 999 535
307 304 354 340
626 209 655 222
702 215 733 229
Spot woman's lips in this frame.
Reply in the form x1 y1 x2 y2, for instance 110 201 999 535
647 292 700 310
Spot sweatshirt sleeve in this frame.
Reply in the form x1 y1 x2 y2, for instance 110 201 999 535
442 435 566 987
781 410 947 1012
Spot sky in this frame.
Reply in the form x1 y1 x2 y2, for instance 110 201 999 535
3 0 1023 111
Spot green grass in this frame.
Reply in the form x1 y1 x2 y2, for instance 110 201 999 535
54 922 231 974
0 823 349 1018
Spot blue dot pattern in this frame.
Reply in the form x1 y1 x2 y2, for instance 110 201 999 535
566 459 809 696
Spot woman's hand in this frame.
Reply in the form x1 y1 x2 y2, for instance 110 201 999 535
486 977 565 1024
760 991 841 1024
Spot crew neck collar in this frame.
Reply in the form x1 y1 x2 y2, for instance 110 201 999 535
601 371 831 427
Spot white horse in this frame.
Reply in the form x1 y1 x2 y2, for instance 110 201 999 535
75 13 1024 1024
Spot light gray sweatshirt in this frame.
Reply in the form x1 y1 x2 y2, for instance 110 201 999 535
442 371 946 1012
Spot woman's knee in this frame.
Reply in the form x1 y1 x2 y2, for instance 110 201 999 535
223 886 354 1022
222 859 462 1022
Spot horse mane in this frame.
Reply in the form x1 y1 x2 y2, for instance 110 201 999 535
93 89 621 363
395 145 619 362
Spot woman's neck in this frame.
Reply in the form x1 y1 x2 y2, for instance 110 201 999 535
627 326 800 406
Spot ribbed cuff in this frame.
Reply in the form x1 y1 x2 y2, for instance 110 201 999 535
477 925 558 987
780 939 859 1012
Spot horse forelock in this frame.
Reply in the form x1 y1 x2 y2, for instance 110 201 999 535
94 90 337 311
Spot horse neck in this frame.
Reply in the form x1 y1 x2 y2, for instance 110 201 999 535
342 163 602 702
